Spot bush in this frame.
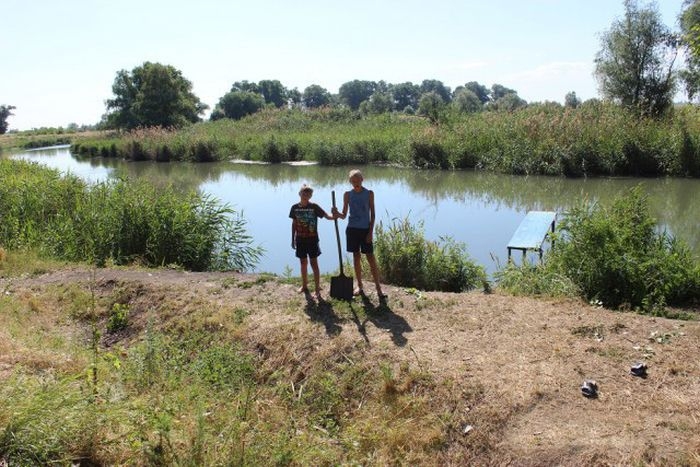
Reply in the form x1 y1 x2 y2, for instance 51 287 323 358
531 187 700 310
0 159 262 271
375 217 486 292
494 263 579 297
409 140 450 169
107 303 130 332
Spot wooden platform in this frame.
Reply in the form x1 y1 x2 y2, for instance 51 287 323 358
507 211 557 261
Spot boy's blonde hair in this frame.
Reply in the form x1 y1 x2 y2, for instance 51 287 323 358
298 183 313 196
348 169 363 181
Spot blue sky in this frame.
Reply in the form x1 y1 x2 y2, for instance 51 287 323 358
1 0 687 130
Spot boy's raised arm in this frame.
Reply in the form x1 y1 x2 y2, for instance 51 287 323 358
335 191 350 219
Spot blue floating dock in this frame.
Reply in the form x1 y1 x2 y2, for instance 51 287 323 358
507 211 557 261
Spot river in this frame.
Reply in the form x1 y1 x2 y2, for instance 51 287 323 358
9 145 700 276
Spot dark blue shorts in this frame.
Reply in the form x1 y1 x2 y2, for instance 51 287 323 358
346 227 373 254
296 239 321 259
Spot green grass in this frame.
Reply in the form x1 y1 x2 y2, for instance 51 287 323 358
496 186 700 314
65 103 700 177
0 277 450 465
375 216 486 292
0 158 262 271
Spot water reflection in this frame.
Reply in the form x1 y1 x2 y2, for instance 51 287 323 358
8 147 699 276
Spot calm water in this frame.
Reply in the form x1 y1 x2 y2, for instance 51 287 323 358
10 146 700 276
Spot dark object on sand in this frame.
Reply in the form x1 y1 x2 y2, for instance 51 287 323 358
330 191 353 300
581 380 598 398
630 362 648 378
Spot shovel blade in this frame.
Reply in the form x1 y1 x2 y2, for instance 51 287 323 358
330 273 354 300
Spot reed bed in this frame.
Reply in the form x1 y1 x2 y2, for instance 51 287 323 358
68 103 700 177
0 159 261 271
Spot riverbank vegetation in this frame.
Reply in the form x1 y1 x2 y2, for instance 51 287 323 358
66 102 700 177
1 166 699 464
375 217 486 293
497 187 700 315
0 159 261 271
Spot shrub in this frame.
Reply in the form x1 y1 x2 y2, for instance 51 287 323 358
107 303 129 332
539 187 700 310
375 217 486 292
494 263 579 297
410 140 450 169
0 159 262 271
262 136 284 163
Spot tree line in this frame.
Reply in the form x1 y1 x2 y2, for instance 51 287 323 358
1 0 699 134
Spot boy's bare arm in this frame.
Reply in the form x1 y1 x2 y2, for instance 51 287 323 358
291 219 297 248
342 191 350 218
333 191 350 219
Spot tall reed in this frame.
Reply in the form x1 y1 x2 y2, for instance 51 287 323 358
0 159 261 271
68 103 700 177
374 216 486 292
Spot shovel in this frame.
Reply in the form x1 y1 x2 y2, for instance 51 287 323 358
330 190 354 300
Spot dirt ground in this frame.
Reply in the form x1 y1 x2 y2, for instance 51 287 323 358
2 266 699 465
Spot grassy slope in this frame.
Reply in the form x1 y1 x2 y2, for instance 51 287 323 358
1 252 699 465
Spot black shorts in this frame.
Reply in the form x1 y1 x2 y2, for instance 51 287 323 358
346 227 373 254
296 239 321 259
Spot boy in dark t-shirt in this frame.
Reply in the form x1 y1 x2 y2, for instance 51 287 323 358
289 184 333 299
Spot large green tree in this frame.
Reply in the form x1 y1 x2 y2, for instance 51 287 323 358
338 80 376 110
452 89 482 113
230 80 259 93
564 91 582 108
680 0 700 100
418 91 445 123
302 84 331 108
105 62 207 129
211 91 265 120
463 81 491 104
257 80 288 108
0 105 15 134
594 0 677 116
490 83 517 101
420 79 451 103
360 91 394 114
390 82 420 112
492 93 527 112
288 87 302 107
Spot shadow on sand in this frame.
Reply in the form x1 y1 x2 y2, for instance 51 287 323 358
302 290 412 347
349 293 412 347
302 290 343 336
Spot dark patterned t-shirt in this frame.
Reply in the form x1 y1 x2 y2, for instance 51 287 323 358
289 202 327 240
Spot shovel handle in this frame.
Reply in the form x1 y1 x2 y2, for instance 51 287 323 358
332 191 344 276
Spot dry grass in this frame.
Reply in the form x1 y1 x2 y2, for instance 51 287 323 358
1 261 699 465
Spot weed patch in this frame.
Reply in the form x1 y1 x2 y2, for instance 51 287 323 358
375 216 486 292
